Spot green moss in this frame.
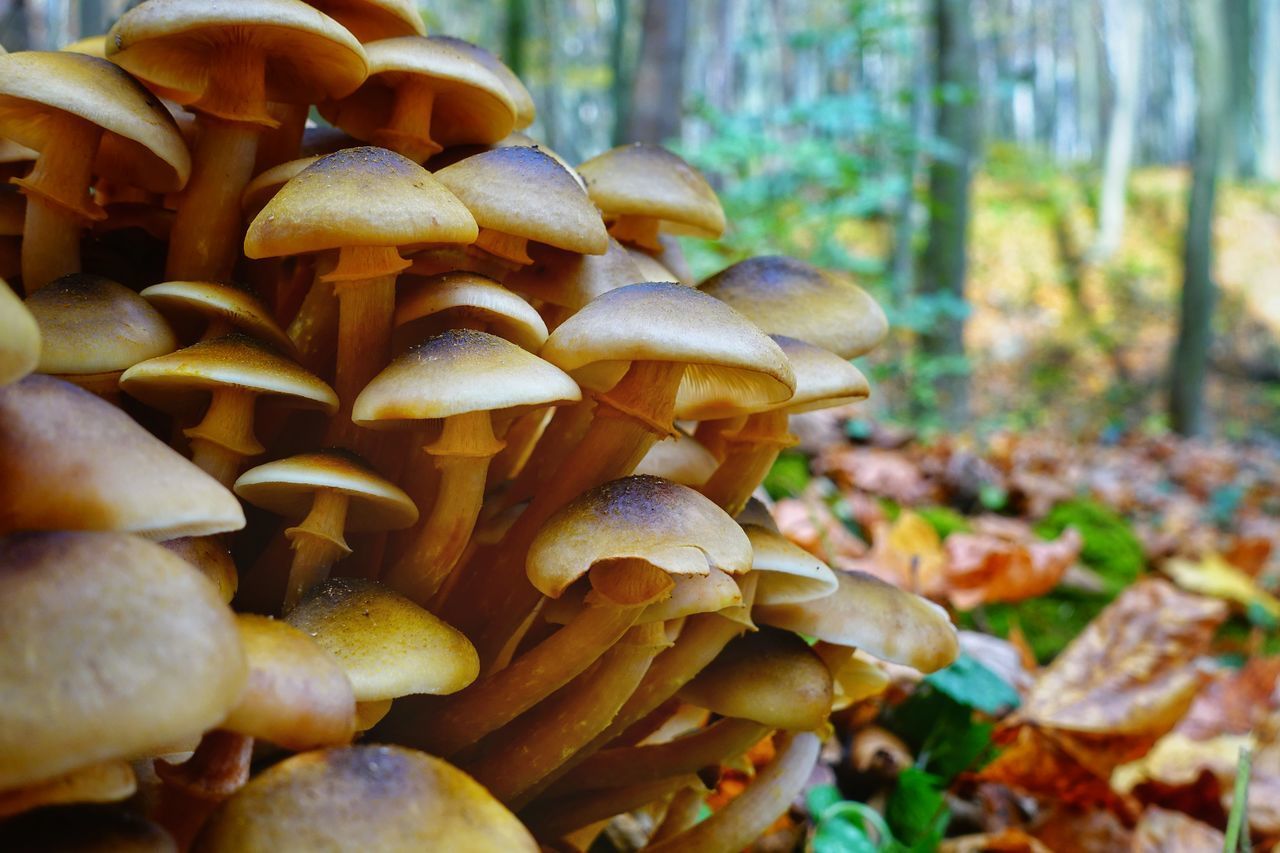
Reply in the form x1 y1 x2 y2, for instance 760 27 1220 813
1034 499 1145 594
961 589 1111 664
915 505 972 539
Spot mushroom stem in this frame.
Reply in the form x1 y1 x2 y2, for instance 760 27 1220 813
698 410 796 516
523 774 706 843
15 117 103 291
373 80 440 162
487 406 553 486
650 785 707 844
607 214 663 252
693 415 747 462
255 102 308 172
472 227 533 267
497 397 596 511
644 732 821 853
459 622 668 806
548 717 772 795
284 490 352 611
442 360 685 667
185 388 262 486
154 729 254 850
383 412 503 605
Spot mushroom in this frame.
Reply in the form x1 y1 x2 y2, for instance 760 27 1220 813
244 147 477 434
107 0 368 281
439 282 793 667
285 578 478 730
0 760 136 820
120 333 338 486
233 449 418 610
0 51 189 291
0 278 39 387
740 519 839 605
391 475 750 759
0 375 244 538
698 255 889 359
577 143 725 253
393 272 548 354
431 36 535 131
525 775 708 844
161 536 238 603
307 0 425 40
25 273 177 401
0 531 246 791
634 429 721 487
503 238 647 331
191 745 537 852
353 330 580 603
319 36 517 162
433 146 608 273
812 645 890 710
140 280 296 354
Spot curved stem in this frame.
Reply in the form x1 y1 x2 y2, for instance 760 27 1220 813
698 410 794 517
498 398 596 511
283 490 351 611
650 785 707 844
644 732 821 853
184 387 261 486
154 729 253 850
524 774 705 843
608 214 663 251
372 80 440 162
17 118 102 292
189 439 247 488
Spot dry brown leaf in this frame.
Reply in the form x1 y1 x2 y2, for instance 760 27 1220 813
1175 657 1280 741
1031 806 1132 853
1243 738 1280 834
817 446 935 505
938 828 1052 853
976 727 1139 816
945 527 1081 610
1129 806 1224 852
771 496 867 572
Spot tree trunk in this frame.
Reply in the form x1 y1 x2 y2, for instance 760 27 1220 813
1170 0 1229 437
1224 0 1256 178
625 0 691 144
504 0 528 81
1072 0 1102 163
609 0 634 146
1089 0 1145 261
1257 0 1280 178
917 0 979 423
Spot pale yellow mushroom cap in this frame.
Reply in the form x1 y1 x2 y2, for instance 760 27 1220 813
140 281 295 354
504 238 647 311
193 745 537 853
743 523 839 605
286 578 479 702
161 536 238 603
60 34 108 57
633 429 720 487
0 531 246 789
0 279 39 387
432 36 534 129
764 335 870 414
241 156 320 220
578 143 726 239
308 0 426 40
0 375 245 538
394 272 547 352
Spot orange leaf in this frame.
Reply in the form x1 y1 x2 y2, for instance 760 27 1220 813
1130 806 1225 852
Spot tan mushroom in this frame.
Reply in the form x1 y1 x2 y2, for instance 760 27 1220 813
0 278 39 387
393 272 548 353
140 280 295 354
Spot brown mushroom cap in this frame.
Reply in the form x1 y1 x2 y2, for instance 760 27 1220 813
743 523 839 605
140 281 295 353
0 375 245 538
160 536 238 603
119 333 337 416
244 147 477 259
319 36 516 150
677 628 833 731
222 614 356 750
234 449 418 532
578 143 726 239
26 274 177 375
286 577 478 702
394 272 547 352
307 0 426 40
353 329 580 427
527 475 752 599
633 429 720 487
0 531 246 789
434 146 609 255
0 51 190 194
504 238 646 311
299 125 361 157
0 278 39 387
192 745 537 852
107 0 368 113
699 255 889 359
431 36 534 129
540 281 796 419
755 570 959 673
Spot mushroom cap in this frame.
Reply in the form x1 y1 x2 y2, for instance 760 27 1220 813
633 430 720 487
241 155 319 219
541 566 744 626
765 335 869 414
244 147 477 259
299 124 361 157
699 255 889 359
0 806 176 852
0 279 39 388
160 536 238 603
319 36 516 149
307 0 425 40
234 449 418 532
434 146 609 255
431 36 534 129
286 578 478 702
353 329 580 426
192 745 537 853
0 531 246 789
541 281 796 419
0 375 245 538
223 614 356 750
119 333 338 414
27 274 177 375
527 475 752 599
60 34 108 57
0 51 190 193
394 272 547 352
735 497 779 533
578 143 725 239
677 628 833 731
743 524 839 605
140 281 296 354
755 570 959 673
107 0 368 109
0 760 136 820
627 245 681 283
504 238 646 310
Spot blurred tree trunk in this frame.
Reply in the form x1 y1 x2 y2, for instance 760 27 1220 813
890 6 931 308
625 0 690 144
1072 0 1102 162
1224 0 1255 178
504 0 528 80
0 0 31 50
1257 0 1280 178
918 0 978 422
609 0 634 145
1170 0 1229 437
1089 0 1145 261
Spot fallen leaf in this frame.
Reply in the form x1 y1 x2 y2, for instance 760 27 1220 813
817 446 936 505
1130 806 1224 852
945 527 1081 610
857 510 948 597
1111 732 1247 798
772 496 868 572
1030 806 1132 852
976 727 1138 815
1175 657 1280 741
938 828 1052 853
1162 552 1280 618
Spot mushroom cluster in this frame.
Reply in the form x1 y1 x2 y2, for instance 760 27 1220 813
0 8 957 851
